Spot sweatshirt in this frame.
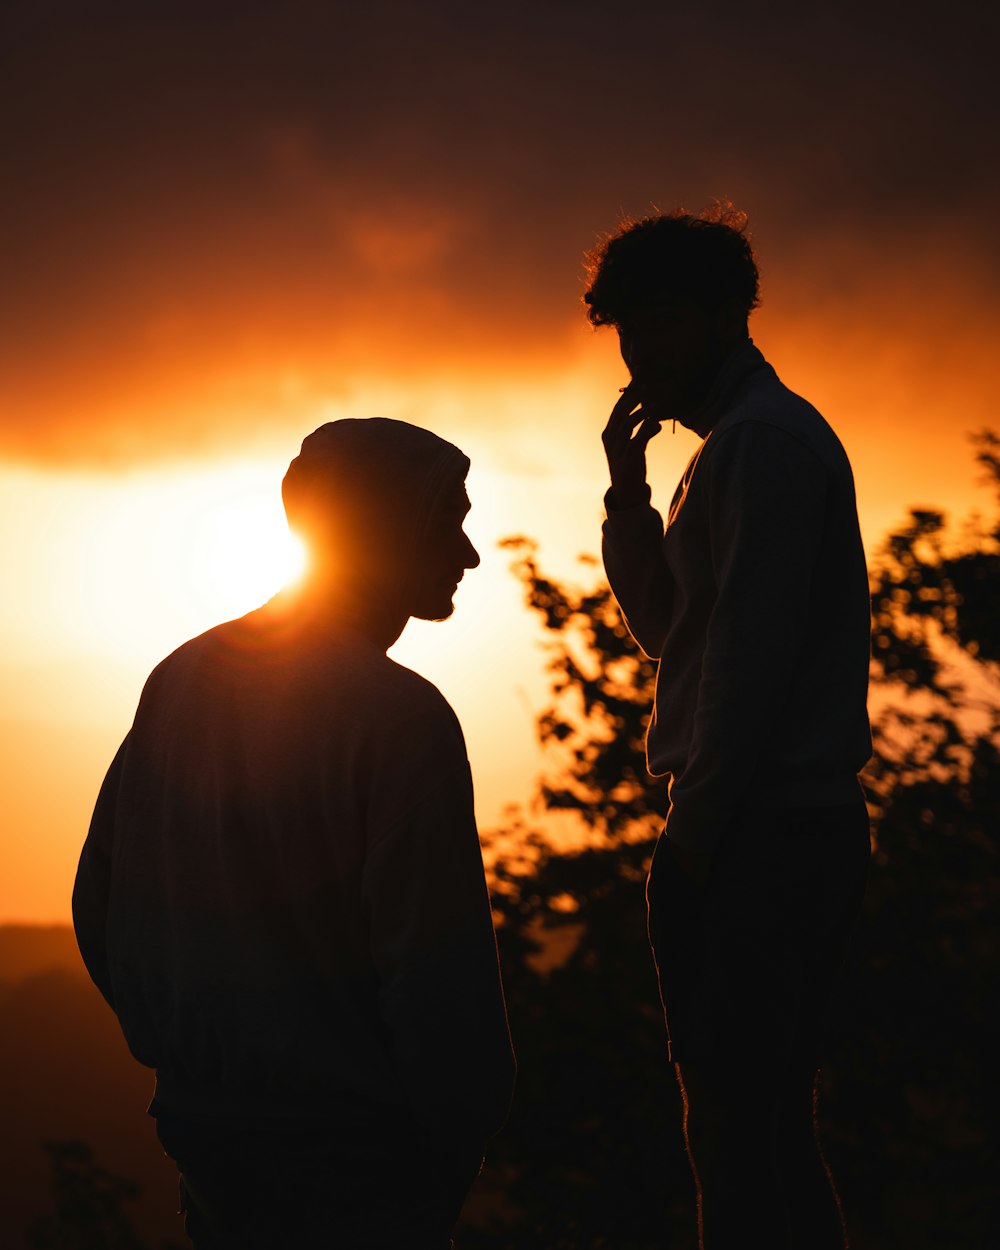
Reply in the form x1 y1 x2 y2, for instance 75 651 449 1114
602 340 873 853
73 597 515 1152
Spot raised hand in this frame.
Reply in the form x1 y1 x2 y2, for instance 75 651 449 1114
602 380 661 508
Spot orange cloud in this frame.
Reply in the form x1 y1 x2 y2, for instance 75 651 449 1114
1 0 996 468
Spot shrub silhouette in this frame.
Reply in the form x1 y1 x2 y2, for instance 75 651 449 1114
29 1140 150 1250
466 431 999 1250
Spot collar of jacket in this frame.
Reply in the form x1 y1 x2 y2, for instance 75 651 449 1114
685 338 771 435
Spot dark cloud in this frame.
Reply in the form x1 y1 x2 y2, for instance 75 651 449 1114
2 0 997 463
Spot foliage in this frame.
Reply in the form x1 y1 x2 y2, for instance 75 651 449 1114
496 538 666 840
870 430 1000 680
29 1141 150 1250
466 432 1000 1250
478 822 695 1250
837 430 1000 1247
865 430 1000 809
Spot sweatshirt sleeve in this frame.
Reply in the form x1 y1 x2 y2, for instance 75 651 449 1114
72 734 129 1009
361 700 516 1152
601 486 674 659
665 423 828 853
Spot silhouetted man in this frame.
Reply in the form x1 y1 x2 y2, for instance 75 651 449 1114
586 207 872 1249
73 418 516 1250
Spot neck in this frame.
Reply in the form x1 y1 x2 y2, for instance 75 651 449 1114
681 337 759 437
277 577 410 651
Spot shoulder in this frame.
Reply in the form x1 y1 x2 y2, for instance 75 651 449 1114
712 369 853 480
138 613 460 742
136 626 219 703
378 656 463 737
313 638 466 757
362 659 471 833
701 389 835 521
705 418 827 495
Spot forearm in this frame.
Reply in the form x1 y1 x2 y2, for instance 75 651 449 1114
601 489 673 658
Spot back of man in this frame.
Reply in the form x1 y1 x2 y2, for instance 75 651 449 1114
74 418 516 1249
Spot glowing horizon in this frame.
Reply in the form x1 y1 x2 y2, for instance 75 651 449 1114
2 383 996 925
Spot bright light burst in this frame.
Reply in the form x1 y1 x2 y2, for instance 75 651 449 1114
172 471 307 621
0 458 306 662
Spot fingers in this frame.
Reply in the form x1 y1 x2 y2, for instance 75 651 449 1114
604 397 659 450
602 381 661 506
603 382 648 446
634 415 662 449
610 380 643 423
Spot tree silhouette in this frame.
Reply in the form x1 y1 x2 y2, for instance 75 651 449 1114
470 551 688 1247
466 431 999 1250
831 430 1000 1249
495 541 666 841
29 1140 152 1250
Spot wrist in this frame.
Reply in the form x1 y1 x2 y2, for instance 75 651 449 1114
607 482 651 510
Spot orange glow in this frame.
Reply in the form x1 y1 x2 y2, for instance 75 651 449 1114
3 336 999 925
161 472 308 624
1 309 997 925
2 354 998 925
0 452 551 923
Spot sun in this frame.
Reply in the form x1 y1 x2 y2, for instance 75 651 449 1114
172 464 307 622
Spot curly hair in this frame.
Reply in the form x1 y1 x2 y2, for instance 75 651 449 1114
583 202 761 327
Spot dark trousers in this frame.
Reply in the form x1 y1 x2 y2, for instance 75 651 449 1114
155 1112 483 1249
647 801 870 1250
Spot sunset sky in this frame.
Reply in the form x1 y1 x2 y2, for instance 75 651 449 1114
2 0 998 922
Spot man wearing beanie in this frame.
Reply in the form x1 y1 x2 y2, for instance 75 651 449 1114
73 418 516 1249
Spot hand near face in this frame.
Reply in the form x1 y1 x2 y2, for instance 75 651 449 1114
602 380 661 508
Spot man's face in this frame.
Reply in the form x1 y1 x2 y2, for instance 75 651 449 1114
616 301 730 425
408 483 480 622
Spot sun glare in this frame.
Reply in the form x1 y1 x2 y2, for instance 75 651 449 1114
0 459 308 664
174 477 307 621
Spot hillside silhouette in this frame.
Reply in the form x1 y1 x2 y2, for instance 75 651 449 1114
0 926 79 982
0 926 182 1249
